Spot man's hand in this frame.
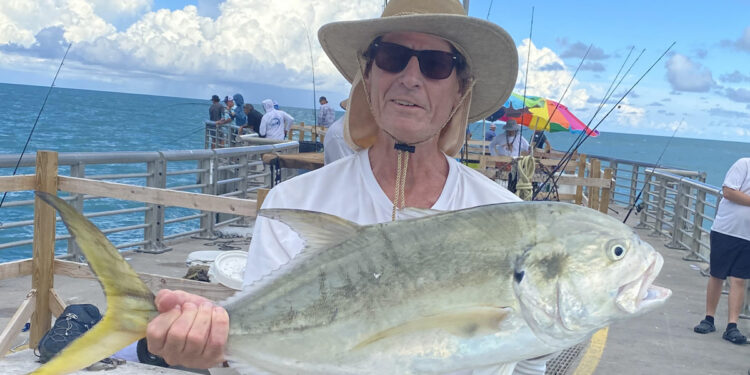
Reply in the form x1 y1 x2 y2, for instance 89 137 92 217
146 289 229 369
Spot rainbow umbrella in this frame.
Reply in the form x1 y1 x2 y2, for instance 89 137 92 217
501 94 599 137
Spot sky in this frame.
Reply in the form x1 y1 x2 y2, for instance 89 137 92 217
1 0 749 142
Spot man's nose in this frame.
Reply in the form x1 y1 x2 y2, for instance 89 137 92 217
399 56 423 86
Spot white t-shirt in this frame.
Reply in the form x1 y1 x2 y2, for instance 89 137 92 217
259 109 294 140
712 158 750 242
323 116 355 164
489 132 530 157
243 149 523 374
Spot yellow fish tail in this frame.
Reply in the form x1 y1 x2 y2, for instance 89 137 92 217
31 192 157 375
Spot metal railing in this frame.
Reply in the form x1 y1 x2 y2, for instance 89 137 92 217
0 142 299 260
634 169 721 263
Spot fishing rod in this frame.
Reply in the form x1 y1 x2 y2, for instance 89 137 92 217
0 43 72 212
534 48 645 199
534 48 644 200
305 26 318 140
623 117 684 223
517 6 534 157
534 42 675 200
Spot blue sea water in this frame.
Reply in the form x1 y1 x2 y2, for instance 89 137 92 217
0 82 747 262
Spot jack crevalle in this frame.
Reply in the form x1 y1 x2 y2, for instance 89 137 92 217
32 192 671 375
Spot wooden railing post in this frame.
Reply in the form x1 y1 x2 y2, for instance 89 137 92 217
30 150 58 348
575 154 586 205
600 167 613 214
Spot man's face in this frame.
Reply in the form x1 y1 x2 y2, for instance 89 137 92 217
365 32 462 145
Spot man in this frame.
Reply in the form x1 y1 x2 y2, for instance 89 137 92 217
146 1 549 373
489 119 530 157
530 130 552 153
485 122 497 141
317 95 335 128
208 95 224 122
694 158 750 345
259 98 294 140
238 103 263 135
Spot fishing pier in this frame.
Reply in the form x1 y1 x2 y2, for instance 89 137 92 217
0 140 748 374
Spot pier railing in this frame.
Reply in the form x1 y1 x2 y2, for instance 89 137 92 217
0 142 299 260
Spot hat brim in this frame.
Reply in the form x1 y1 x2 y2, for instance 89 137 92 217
319 14 518 122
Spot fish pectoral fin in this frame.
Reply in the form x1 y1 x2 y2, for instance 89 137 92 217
352 306 510 350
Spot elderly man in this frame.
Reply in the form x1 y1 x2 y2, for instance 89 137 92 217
144 0 553 373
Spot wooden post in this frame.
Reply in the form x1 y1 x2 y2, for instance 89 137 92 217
589 159 601 210
257 188 270 211
30 150 58 348
600 168 613 214
575 154 587 205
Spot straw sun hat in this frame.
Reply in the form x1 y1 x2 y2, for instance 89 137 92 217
318 0 518 156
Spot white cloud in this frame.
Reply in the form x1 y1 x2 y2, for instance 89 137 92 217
0 0 383 94
515 39 590 110
0 0 116 46
612 103 645 126
665 53 715 92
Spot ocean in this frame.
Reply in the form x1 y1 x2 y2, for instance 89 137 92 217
0 82 747 262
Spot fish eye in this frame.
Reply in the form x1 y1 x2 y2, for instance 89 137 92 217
608 244 627 261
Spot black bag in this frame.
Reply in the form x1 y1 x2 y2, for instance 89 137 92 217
37 304 102 363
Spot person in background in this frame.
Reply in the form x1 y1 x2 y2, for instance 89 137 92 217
530 130 552 153
208 95 224 123
485 121 497 141
490 119 529 157
238 103 263 135
317 96 335 128
694 157 750 345
259 98 294 140
230 93 247 128
323 99 354 164
145 0 551 373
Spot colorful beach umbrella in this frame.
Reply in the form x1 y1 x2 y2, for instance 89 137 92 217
501 94 599 137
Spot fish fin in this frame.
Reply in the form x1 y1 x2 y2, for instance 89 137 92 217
352 307 510 350
396 207 444 220
32 192 157 375
259 209 360 251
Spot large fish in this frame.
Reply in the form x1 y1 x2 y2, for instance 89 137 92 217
31 192 671 375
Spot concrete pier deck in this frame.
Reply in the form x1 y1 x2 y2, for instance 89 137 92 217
1 208 748 374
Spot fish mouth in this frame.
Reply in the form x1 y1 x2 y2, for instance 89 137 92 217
615 253 672 314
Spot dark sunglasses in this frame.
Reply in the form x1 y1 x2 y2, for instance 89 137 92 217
368 41 462 80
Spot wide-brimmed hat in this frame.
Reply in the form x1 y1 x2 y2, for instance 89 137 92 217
502 119 521 131
318 0 518 156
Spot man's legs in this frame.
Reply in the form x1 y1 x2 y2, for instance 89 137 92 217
706 276 724 317
695 276 723 333
727 277 747 323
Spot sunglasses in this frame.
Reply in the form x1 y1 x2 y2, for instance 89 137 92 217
368 41 462 80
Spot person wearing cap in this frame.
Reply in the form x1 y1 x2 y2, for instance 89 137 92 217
144 1 551 373
490 119 530 158
317 96 336 128
324 99 355 164
485 121 498 142
208 94 224 123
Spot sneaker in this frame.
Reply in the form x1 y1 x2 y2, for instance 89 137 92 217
722 327 747 345
693 319 715 334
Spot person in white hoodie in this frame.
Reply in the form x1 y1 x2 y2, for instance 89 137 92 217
259 98 294 140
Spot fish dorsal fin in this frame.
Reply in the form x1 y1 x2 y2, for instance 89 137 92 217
222 209 361 308
396 207 444 220
352 306 511 350
259 208 361 252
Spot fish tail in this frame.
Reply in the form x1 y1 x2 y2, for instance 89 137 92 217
31 192 157 375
